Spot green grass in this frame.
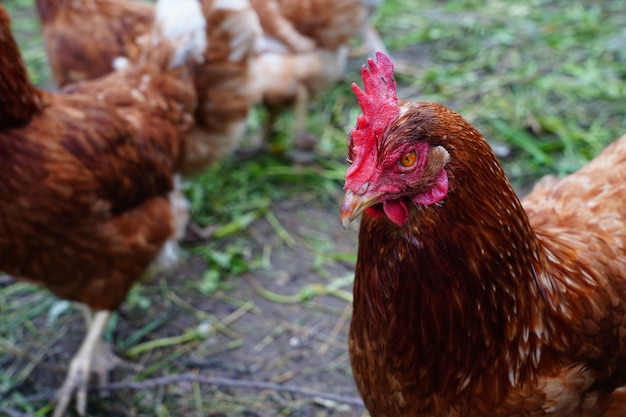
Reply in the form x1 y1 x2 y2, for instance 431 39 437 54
403 0 624 186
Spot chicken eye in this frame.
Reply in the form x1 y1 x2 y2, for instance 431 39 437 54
399 150 417 168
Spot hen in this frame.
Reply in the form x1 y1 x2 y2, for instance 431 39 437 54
340 52 626 416
183 0 261 175
249 0 366 152
0 1 205 416
36 0 154 87
36 0 261 176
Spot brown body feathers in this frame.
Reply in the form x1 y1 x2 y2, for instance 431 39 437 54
0 3 195 311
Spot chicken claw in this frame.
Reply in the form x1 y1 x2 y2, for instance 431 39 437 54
52 310 135 417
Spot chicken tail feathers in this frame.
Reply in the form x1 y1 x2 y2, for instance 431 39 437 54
0 5 44 128
154 0 207 69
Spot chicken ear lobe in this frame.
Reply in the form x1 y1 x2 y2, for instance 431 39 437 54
412 169 449 206
412 145 450 206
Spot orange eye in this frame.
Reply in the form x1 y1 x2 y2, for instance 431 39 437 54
400 150 417 167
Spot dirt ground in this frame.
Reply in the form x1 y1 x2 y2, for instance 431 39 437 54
0 193 364 417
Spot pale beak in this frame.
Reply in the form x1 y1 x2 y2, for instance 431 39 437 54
340 190 382 228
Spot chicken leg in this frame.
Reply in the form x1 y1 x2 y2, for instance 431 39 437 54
240 84 318 159
52 309 127 417
292 83 318 151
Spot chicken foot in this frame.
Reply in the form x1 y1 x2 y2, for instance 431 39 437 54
53 309 135 417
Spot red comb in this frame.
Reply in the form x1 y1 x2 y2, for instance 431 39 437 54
345 52 399 186
352 51 398 122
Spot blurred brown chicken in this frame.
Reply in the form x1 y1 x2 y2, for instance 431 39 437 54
36 0 261 176
249 0 367 152
36 0 154 87
341 52 626 417
1 1 205 415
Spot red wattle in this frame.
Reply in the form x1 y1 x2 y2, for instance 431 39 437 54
383 200 409 227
